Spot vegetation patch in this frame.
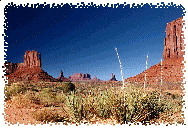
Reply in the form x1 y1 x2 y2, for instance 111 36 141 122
4 81 184 125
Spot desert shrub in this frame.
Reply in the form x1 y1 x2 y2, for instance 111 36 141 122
89 89 115 120
158 94 184 124
13 81 182 124
127 89 160 123
28 84 40 92
55 92 66 104
4 83 27 100
63 85 166 123
33 107 64 122
34 87 67 107
84 86 161 123
63 81 75 94
64 93 83 122
36 88 56 107
11 92 32 108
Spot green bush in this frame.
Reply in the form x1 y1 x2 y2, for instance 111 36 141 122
63 81 75 94
63 85 182 124
64 93 83 122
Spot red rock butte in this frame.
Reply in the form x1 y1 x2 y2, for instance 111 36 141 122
4 50 102 83
4 50 56 83
24 50 41 67
125 17 185 89
163 17 185 61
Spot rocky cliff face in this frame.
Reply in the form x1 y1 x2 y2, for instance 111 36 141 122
125 17 185 89
163 17 185 60
24 50 41 67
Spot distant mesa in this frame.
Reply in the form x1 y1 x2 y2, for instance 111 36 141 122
67 73 102 82
91 75 101 82
108 73 117 81
68 73 91 82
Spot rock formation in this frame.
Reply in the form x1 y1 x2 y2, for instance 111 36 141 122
57 70 69 82
91 75 101 82
3 62 19 75
68 73 91 82
60 70 63 77
125 17 185 89
4 50 56 83
109 73 117 81
24 50 41 67
163 17 185 60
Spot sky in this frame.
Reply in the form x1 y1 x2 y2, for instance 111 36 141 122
3 1 185 81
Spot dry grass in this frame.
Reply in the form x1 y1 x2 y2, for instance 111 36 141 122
4 81 185 125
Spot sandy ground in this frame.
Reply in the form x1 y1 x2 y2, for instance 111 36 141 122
3 100 115 125
3 100 42 125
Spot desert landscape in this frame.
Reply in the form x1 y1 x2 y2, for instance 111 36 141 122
2 16 186 126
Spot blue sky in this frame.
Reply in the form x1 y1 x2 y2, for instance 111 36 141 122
4 2 185 81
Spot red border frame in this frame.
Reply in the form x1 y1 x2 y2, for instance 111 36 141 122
0 0 188 127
